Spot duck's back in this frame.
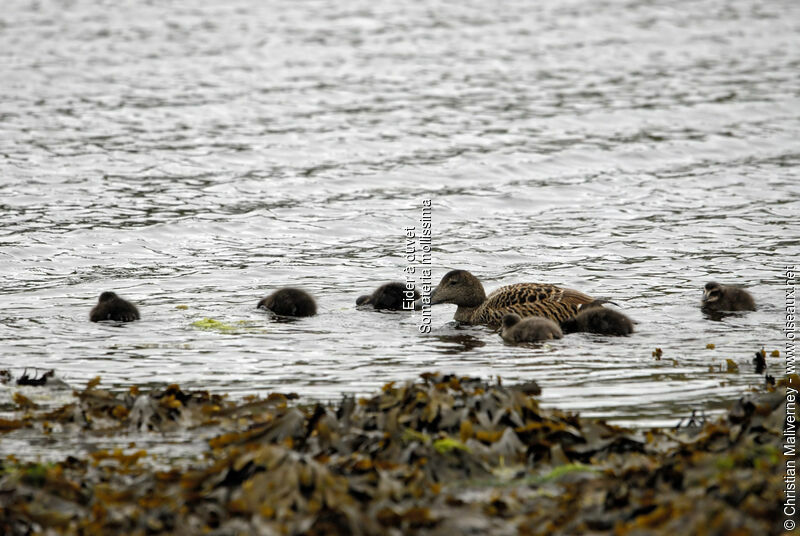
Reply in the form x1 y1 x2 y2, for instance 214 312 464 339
474 283 594 327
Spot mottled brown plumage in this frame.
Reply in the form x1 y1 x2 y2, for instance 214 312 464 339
500 314 563 343
430 270 595 328
702 282 756 312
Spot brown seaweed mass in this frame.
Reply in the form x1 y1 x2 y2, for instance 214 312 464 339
0 372 790 535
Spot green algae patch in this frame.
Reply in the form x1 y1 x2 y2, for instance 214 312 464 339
539 463 598 483
191 318 257 333
21 462 55 487
192 318 237 332
402 427 430 444
467 463 599 489
433 437 470 454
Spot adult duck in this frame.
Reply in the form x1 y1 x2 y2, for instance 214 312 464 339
429 269 595 328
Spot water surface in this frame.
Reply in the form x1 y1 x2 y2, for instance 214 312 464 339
1 0 798 447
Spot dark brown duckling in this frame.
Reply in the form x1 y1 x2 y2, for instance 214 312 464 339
357 282 420 311
500 313 563 343
701 282 756 312
258 288 317 317
430 269 595 328
90 291 140 322
560 302 634 336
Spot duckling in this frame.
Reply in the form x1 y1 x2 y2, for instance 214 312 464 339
356 282 420 311
560 302 634 336
257 288 317 317
500 313 563 343
701 282 756 312
90 291 140 322
429 269 595 328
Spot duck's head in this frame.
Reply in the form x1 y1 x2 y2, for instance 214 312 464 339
430 270 486 307
501 313 521 330
702 282 722 305
356 294 372 306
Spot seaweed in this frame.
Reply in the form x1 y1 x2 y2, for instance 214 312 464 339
16 368 55 386
0 372 791 535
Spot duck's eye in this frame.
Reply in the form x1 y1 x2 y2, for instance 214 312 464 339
710 290 720 298
449 280 458 286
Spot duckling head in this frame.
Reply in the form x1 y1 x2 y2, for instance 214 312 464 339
501 313 522 330
702 282 722 306
98 291 119 302
430 270 486 307
356 294 372 306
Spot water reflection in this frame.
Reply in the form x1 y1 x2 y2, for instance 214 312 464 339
701 310 748 322
430 332 488 354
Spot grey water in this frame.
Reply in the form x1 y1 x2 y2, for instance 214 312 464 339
1 0 799 443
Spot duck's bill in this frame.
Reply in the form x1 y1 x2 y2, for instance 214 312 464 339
413 286 442 309
429 286 444 305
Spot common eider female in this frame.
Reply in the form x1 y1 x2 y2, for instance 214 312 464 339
500 313 563 343
90 291 140 322
356 282 419 311
560 302 634 336
701 282 756 312
429 269 595 328
257 288 317 317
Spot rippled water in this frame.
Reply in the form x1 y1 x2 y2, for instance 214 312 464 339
1 0 798 436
